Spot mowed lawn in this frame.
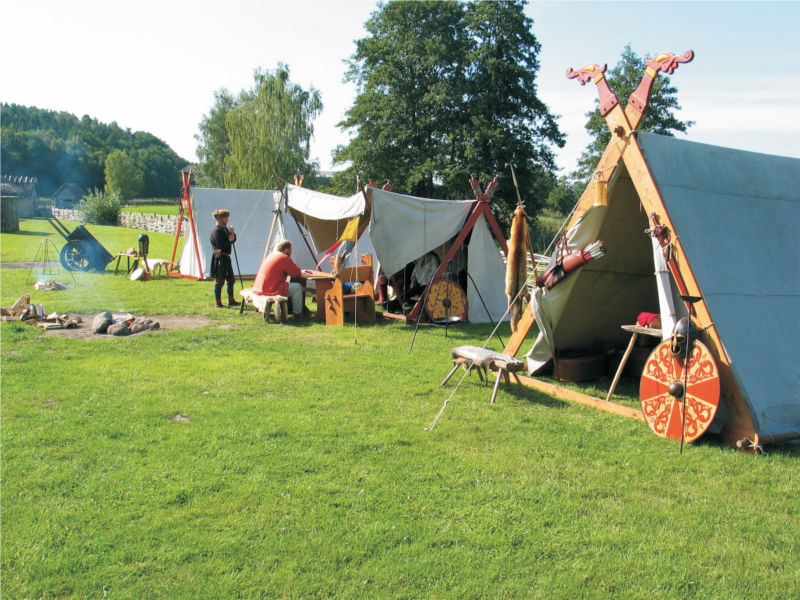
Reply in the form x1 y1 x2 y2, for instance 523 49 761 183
2 219 798 599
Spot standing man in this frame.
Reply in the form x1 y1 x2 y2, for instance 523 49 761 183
253 240 308 321
210 209 239 308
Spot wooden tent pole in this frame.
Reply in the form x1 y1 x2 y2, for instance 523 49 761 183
169 169 190 273
271 169 318 263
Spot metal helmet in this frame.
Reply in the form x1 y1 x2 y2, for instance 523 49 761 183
670 317 697 358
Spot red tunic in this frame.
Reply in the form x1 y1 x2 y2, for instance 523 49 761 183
252 252 302 296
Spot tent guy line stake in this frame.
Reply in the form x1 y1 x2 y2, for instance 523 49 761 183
425 363 476 432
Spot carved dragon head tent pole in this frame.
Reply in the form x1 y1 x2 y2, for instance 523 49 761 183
499 50 733 446
568 51 725 447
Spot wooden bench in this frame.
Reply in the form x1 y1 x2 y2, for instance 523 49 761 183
442 345 526 404
148 259 175 277
324 254 376 326
239 288 288 323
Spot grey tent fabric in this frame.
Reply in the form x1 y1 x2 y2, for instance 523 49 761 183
637 132 800 438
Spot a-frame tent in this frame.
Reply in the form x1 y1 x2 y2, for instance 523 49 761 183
504 52 800 449
367 179 510 324
169 178 318 280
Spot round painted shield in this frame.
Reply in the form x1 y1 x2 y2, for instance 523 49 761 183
639 339 720 443
425 280 468 322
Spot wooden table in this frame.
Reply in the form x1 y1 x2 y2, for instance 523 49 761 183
302 270 335 322
114 251 140 274
605 324 663 401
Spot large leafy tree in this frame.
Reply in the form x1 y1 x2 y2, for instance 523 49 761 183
104 150 143 200
195 89 234 187
574 44 693 180
334 0 563 225
196 66 322 190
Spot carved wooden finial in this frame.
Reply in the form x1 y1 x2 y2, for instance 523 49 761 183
629 50 695 114
566 63 619 116
565 63 607 85
647 50 694 75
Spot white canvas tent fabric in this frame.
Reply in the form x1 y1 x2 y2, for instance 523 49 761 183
523 132 800 438
368 188 508 323
177 187 317 279
282 184 377 272
465 214 510 323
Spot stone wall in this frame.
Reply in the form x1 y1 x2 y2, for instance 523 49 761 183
116 212 183 236
47 207 185 236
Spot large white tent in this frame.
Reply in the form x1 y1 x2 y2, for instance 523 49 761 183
174 187 318 279
367 188 508 324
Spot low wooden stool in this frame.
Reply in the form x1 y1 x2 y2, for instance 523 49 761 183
442 345 526 404
239 289 289 323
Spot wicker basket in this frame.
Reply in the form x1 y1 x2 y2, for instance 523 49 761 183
554 350 607 382
624 347 654 377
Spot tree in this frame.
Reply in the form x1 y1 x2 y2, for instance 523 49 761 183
573 44 693 180
195 89 234 187
196 66 322 190
2 103 186 196
545 175 580 216
104 150 143 200
335 0 563 225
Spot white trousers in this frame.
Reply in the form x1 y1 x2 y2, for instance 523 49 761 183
288 281 304 314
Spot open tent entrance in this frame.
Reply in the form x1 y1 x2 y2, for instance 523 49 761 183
276 183 378 275
367 184 509 325
525 163 685 373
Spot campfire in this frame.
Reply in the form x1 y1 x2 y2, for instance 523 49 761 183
92 311 160 336
1 295 160 336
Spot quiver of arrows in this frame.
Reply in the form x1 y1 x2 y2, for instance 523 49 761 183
536 240 606 290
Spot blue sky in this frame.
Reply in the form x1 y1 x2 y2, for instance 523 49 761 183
2 0 798 174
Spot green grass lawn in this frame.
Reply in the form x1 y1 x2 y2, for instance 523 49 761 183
2 219 799 599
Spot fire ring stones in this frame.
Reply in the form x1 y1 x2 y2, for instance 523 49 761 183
92 311 113 333
92 312 160 336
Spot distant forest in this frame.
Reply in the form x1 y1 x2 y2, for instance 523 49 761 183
1 104 189 198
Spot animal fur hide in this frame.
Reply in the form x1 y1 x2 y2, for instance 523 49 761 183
505 205 529 332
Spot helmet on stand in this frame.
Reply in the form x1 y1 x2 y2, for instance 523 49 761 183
670 317 697 358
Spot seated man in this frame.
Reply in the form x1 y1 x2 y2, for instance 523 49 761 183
405 251 440 301
253 240 308 321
